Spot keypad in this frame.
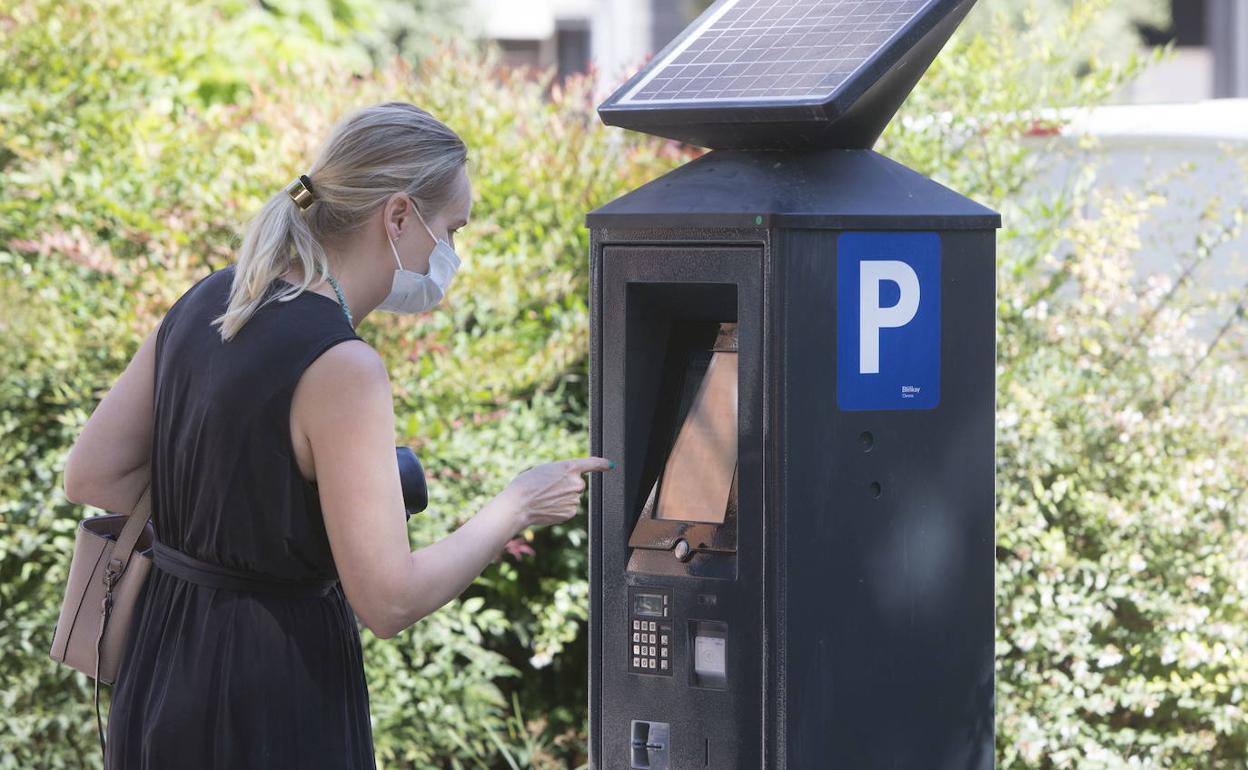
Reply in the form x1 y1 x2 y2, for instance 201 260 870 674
628 587 673 676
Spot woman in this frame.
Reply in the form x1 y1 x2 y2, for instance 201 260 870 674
62 101 612 768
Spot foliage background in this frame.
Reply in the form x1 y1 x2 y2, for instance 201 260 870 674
2 0 1246 768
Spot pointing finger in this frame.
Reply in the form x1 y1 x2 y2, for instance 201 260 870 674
566 456 613 474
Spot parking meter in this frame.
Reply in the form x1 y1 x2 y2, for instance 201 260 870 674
586 0 999 767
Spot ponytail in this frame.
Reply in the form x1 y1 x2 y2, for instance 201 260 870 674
211 192 331 342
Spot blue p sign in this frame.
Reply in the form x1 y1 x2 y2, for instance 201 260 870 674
837 232 941 411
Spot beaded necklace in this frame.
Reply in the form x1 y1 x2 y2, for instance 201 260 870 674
314 263 353 327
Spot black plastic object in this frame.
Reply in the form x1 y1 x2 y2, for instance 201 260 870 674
396 447 428 517
597 0 978 150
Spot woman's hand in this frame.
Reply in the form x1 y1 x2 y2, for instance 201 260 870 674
500 457 613 530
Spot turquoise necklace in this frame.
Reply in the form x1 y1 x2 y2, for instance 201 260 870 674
315 262 353 327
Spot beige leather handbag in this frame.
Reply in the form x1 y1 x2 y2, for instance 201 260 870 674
48 484 155 766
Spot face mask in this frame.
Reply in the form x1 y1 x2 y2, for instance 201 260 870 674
376 200 461 314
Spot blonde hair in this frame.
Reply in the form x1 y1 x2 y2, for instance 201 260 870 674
212 101 468 342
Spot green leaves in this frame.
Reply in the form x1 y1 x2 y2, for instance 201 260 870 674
5 0 1246 767
0 0 680 765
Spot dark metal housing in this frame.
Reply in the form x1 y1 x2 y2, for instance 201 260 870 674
587 147 999 768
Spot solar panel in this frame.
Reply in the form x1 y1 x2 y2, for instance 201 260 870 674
598 0 977 149
619 0 931 105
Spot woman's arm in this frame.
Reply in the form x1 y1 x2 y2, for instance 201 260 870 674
295 339 528 638
63 320 161 514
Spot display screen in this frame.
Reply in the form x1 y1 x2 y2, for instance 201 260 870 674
634 593 665 617
655 350 738 524
694 635 727 678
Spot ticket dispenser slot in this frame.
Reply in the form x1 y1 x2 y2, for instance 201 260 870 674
630 720 670 770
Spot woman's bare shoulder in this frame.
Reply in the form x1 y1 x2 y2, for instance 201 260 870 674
302 338 390 396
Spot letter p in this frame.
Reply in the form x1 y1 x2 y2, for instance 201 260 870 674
859 260 920 374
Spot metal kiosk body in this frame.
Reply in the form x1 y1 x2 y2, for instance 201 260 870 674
586 1 1000 768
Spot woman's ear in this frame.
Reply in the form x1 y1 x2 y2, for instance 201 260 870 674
384 192 413 240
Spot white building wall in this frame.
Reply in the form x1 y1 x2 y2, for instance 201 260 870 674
1029 99 1248 337
590 0 654 95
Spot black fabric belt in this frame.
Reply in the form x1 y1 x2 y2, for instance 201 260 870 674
151 539 339 598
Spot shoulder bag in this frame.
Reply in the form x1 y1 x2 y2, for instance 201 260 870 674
48 484 155 768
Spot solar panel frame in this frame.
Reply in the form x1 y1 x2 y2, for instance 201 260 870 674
598 0 968 126
618 0 931 106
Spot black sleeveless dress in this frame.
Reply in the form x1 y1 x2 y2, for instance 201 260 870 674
105 264 376 769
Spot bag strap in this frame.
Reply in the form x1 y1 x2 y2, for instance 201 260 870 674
96 584 112 767
103 484 153 585
96 482 152 769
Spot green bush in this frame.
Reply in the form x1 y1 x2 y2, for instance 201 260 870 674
0 1 682 767
2 0 1246 768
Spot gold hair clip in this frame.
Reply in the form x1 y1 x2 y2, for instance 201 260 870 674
285 173 316 210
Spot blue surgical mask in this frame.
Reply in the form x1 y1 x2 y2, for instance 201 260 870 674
376 201 461 314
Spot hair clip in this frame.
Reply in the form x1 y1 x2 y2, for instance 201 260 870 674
285 173 316 210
